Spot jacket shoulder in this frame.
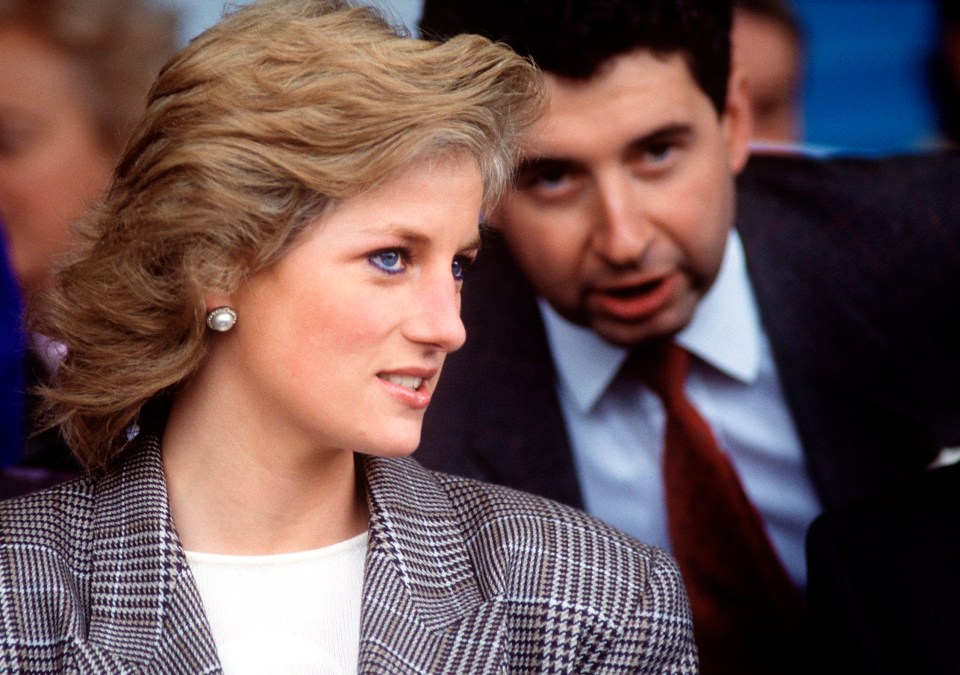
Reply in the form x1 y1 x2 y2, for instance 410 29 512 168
0 477 94 564
434 469 676 578
0 478 96 651
433 471 696 671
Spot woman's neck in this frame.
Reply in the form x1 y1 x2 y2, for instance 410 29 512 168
160 377 368 556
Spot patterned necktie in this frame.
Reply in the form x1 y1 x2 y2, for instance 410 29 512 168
631 341 803 675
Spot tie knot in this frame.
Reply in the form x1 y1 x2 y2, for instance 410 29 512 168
627 340 689 401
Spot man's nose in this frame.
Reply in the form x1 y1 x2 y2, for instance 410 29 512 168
591 175 653 267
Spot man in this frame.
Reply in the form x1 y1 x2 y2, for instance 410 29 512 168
416 1 960 673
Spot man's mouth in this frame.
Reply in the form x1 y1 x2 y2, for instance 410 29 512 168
603 278 663 298
591 273 680 322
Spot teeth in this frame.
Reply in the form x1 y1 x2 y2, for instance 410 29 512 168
382 374 424 390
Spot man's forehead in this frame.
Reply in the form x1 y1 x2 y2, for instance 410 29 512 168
519 51 714 157
542 48 698 91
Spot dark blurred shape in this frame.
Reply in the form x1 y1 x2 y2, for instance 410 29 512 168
930 0 960 145
0 219 23 467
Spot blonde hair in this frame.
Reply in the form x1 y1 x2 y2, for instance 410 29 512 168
0 0 179 152
31 0 544 470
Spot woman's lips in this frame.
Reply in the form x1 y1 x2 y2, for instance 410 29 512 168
377 371 434 409
590 272 680 323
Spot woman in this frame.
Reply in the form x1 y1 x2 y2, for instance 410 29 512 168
0 0 178 470
0 0 697 672
0 0 177 299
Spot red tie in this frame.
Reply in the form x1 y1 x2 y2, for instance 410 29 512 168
632 341 803 675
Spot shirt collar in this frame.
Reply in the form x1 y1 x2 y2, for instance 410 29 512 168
539 230 762 413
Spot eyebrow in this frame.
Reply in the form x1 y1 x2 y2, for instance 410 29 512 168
515 122 695 172
626 123 694 152
362 224 482 253
514 154 571 175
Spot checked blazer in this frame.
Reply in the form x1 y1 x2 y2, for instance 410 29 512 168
0 434 697 673
418 150 960 514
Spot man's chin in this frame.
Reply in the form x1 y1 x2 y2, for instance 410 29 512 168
590 311 690 348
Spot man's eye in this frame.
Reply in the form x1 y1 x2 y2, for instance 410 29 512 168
369 249 406 274
516 161 579 200
644 142 675 164
0 114 46 158
534 165 570 190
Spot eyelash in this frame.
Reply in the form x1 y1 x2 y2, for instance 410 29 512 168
367 248 476 281
369 248 407 275
452 254 475 282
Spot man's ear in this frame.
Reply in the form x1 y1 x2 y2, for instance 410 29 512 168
722 70 753 174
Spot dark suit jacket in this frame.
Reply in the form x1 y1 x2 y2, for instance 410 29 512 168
806 461 960 674
418 151 960 513
0 434 697 673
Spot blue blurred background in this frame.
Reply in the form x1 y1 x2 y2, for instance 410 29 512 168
793 0 940 154
165 0 943 155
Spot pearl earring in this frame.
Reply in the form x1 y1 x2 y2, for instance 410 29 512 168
206 306 237 332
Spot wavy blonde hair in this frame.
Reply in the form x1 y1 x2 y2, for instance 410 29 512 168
30 0 544 470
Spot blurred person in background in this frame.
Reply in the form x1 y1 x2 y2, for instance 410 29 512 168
0 0 178 478
733 0 804 144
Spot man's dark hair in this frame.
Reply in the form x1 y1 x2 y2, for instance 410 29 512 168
418 0 733 115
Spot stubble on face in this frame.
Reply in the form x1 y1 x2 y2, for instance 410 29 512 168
493 50 748 347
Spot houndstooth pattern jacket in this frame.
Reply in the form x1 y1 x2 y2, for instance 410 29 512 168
0 434 697 673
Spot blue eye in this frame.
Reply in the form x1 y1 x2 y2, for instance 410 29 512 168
369 249 405 274
452 255 474 282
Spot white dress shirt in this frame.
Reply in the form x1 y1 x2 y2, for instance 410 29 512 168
539 231 822 588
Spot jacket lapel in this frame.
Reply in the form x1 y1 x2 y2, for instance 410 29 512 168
358 456 509 673
736 155 920 508
82 436 221 673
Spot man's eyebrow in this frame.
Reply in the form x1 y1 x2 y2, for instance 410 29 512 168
625 123 694 152
514 123 695 174
514 154 578 175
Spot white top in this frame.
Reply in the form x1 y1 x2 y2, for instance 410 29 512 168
540 230 822 588
185 531 368 674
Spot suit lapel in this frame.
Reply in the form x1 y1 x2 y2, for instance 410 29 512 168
358 456 509 672
736 156 895 507
84 436 221 672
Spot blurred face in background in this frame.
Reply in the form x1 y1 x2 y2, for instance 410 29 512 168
0 23 116 300
732 8 803 143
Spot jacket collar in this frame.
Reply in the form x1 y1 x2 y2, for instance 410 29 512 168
82 437 500 671
83 434 220 671
359 455 510 671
